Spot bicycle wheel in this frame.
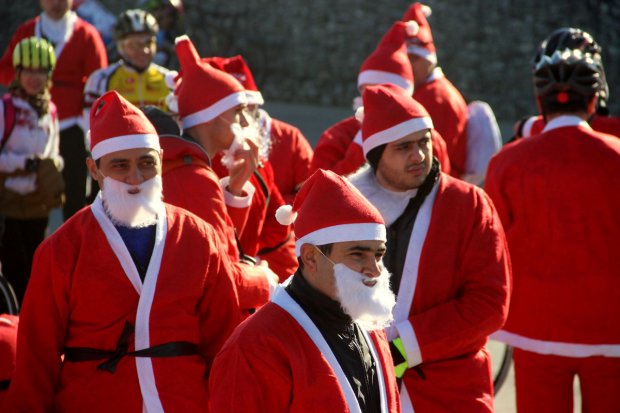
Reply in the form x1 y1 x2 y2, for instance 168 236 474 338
486 339 513 394
0 274 19 315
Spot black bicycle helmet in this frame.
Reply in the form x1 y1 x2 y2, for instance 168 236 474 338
113 9 159 41
533 28 608 113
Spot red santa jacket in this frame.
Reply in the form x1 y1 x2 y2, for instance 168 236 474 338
350 167 511 413
6 201 240 412
414 68 468 178
209 287 400 413
0 15 107 126
519 113 620 139
267 117 314 204
311 115 452 177
0 314 18 409
485 116 620 357
211 153 298 280
160 135 270 310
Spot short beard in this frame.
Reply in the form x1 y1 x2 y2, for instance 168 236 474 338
101 175 164 228
334 263 396 331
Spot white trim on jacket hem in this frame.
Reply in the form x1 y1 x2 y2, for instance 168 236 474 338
491 330 620 358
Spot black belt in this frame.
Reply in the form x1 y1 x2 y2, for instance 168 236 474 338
64 321 198 374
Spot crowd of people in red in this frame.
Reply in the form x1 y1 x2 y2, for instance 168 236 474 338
0 0 619 412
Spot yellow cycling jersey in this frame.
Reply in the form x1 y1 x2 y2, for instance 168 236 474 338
84 60 172 111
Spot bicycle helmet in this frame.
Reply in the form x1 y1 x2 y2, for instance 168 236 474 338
12 37 56 73
533 28 608 112
138 0 184 13
113 9 159 41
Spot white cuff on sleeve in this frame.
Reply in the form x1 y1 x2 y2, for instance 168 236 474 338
396 320 423 367
220 177 255 208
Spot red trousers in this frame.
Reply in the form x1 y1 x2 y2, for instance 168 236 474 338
513 348 620 413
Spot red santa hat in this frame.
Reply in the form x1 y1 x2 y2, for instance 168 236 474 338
89 90 160 160
174 35 247 130
357 21 417 95
360 83 433 157
402 2 436 64
203 55 264 106
276 169 386 256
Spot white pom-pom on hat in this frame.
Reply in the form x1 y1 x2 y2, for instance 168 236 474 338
352 96 363 111
405 20 419 37
354 106 365 123
275 204 298 226
421 4 432 17
174 34 190 45
165 93 179 114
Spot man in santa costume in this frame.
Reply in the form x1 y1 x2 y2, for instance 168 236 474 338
485 30 620 412
402 3 469 179
210 168 400 413
349 83 511 412
202 55 299 281
310 20 451 178
0 0 107 220
204 55 313 204
5 90 241 412
163 35 278 313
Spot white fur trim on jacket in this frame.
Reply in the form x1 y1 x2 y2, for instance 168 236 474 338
220 176 256 208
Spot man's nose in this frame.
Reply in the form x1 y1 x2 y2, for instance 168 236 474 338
125 166 144 186
364 259 382 278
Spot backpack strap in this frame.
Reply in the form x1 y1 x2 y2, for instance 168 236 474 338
0 94 16 154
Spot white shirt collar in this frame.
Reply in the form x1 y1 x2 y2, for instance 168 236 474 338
542 115 592 133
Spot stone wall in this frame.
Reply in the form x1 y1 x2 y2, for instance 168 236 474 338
2 0 619 122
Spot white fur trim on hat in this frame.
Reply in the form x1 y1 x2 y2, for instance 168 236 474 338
91 134 161 160
406 46 437 64
358 70 414 95
245 90 264 106
295 222 386 256
275 204 297 225
181 92 248 130
363 117 433 156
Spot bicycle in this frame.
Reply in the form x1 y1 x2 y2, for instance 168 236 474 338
486 339 513 394
0 273 19 315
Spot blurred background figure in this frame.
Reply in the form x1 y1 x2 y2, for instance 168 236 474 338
0 37 64 304
138 0 185 68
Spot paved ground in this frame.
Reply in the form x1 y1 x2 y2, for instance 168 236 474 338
48 101 584 412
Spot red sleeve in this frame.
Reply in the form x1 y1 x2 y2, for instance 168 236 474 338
163 166 267 310
257 166 297 280
268 119 314 204
198 226 242 374
338 141 366 176
412 190 511 363
432 130 451 176
6 240 69 412
484 149 515 230
0 23 34 86
209 337 292 413
81 22 108 80
309 117 359 175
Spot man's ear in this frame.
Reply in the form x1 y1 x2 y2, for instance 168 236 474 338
300 244 319 273
85 157 99 180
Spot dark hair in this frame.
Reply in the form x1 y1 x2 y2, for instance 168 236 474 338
366 144 387 173
141 105 180 136
297 243 333 270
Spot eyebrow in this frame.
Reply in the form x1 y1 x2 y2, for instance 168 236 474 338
346 245 387 253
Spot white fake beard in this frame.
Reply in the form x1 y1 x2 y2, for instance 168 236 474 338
101 175 164 228
220 121 262 170
334 263 396 331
